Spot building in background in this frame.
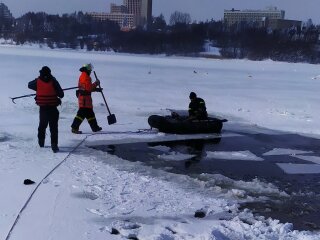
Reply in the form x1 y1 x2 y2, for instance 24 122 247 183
0 3 14 34
224 6 284 27
267 19 302 30
88 0 152 30
110 3 128 14
0 3 14 23
140 0 152 27
89 12 135 29
224 6 301 30
124 0 152 27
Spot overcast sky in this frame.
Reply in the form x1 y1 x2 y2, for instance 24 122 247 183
1 0 319 24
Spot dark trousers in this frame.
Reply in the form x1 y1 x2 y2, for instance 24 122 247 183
71 108 99 131
38 106 59 146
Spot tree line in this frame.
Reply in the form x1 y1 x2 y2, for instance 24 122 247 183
1 11 320 63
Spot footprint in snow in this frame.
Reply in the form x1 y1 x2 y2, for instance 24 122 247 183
86 208 104 216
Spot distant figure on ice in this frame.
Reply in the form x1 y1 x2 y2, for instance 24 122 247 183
188 92 208 120
28 66 64 153
71 63 102 134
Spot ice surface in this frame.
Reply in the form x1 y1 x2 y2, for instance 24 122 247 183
277 163 320 174
148 145 171 152
206 150 264 161
157 152 196 161
263 148 313 156
292 155 320 164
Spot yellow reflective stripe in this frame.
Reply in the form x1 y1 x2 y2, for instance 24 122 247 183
88 117 96 122
76 116 84 121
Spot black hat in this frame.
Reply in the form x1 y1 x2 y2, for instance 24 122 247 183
39 66 51 75
189 92 197 99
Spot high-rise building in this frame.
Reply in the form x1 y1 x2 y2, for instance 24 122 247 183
0 3 14 23
124 0 152 27
124 0 140 16
110 3 127 14
88 0 152 29
140 0 152 27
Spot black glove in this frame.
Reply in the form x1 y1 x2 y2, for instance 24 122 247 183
95 88 103 92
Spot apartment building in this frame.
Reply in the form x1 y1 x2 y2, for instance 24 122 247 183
89 12 135 28
110 3 128 14
0 3 14 23
224 7 285 27
88 0 152 29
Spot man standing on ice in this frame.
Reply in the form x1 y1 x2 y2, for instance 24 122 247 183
28 66 64 153
71 63 102 134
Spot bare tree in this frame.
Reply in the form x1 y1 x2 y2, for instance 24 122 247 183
169 11 191 25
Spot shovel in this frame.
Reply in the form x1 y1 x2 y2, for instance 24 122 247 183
93 71 117 125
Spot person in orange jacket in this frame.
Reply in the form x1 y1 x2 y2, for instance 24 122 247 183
28 66 64 153
71 63 102 134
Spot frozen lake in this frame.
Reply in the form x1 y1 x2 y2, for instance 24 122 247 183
89 123 320 231
1 46 320 239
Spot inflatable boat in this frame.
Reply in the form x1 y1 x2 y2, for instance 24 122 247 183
148 115 227 134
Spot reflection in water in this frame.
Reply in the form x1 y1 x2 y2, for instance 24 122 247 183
147 138 221 169
184 138 221 169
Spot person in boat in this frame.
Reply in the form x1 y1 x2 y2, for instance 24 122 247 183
171 92 208 121
188 92 208 120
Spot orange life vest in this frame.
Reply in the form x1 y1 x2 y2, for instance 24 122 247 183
36 78 59 106
78 72 98 108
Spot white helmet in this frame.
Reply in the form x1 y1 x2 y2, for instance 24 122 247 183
83 63 93 71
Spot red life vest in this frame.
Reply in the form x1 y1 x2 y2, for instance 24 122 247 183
36 78 59 106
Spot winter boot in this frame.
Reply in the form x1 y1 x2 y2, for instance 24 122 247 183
71 128 82 134
51 145 59 153
38 138 45 148
71 116 83 133
92 126 102 132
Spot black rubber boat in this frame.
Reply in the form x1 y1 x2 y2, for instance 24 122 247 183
148 115 227 134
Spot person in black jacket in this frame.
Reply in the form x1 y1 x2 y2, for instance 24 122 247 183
28 66 64 153
188 92 208 120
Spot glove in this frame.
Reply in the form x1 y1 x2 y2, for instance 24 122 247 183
95 88 103 92
94 79 100 85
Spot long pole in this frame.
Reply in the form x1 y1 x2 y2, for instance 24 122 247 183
10 87 78 104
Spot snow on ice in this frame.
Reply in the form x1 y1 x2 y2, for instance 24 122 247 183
263 148 313 156
206 150 264 161
293 155 320 165
277 163 320 174
0 45 319 239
